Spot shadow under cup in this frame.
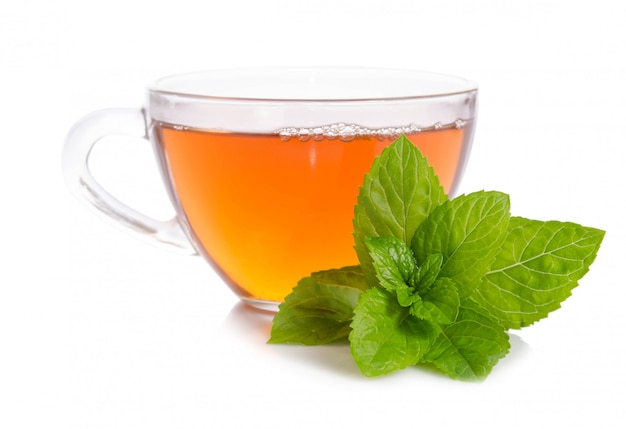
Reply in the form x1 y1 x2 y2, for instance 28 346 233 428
66 68 477 311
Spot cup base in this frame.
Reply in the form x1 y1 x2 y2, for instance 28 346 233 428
241 297 281 313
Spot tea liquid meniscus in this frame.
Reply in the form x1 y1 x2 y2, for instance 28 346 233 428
155 122 472 304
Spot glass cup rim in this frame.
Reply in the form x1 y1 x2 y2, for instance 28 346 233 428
146 66 478 103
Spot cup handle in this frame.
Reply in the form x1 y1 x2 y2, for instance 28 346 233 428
62 107 197 255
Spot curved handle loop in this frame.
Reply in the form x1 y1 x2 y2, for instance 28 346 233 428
62 108 197 255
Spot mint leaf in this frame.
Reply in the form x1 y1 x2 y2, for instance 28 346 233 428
471 217 606 329
350 287 439 377
410 253 444 294
268 266 368 345
411 191 510 297
422 300 510 381
353 135 447 287
365 236 416 293
410 277 460 324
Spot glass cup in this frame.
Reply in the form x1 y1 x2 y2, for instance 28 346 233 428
63 67 478 310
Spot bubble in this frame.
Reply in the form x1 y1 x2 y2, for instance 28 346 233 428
275 119 468 142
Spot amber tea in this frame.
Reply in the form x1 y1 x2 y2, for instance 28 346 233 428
155 121 472 303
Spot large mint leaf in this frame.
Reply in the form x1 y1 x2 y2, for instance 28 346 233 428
350 288 439 377
268 266 368 345
353 135 448 287
421 300 510 381
471 217 605 329
411 191 510 297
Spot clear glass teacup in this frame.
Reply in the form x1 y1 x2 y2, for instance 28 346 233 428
63 67 477 310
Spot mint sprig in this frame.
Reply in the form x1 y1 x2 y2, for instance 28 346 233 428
268 135 605 381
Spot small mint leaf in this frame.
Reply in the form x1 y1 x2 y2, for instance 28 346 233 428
269 266 368 345
410 253 443 294
353 135 448 288
365 235 416 292
471 217 606 329
410 277 460 324
350 288 439 377
396 286 422 307
411 191 510 297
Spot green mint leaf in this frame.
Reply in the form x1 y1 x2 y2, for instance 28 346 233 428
350 287 439 377
422 300 510 381
353 135 448 287
471 217 606 329
409 253 443 294
411 191 511 297
396 287 422 307
365 236 416 293
268 266 368 345
410 277 460 324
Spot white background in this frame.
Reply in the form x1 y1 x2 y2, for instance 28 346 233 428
1 0 625 428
